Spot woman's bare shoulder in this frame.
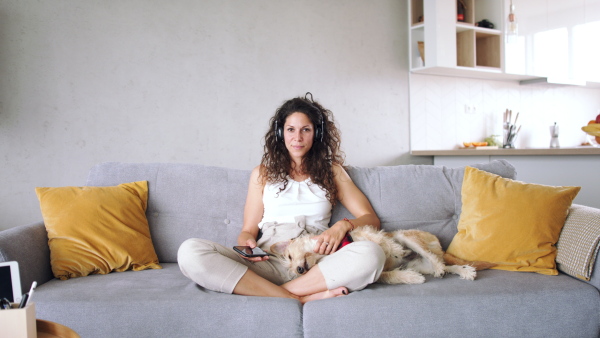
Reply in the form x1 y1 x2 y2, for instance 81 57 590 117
332 163 352 182
250 165 267 186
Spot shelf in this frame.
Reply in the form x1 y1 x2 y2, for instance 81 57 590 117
455 23 474 32
409 0 506 80
475 31 501 68
457 25 501 69
410 0 424 26
411 147 600 156
457 30 475 67
413 22 501 34
410 66 543 82
456 23 501 35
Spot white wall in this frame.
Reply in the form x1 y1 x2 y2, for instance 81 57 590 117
0 1 419 230
410 74 600 150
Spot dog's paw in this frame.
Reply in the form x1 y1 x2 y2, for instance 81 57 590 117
401 269 427 284
433 264 446 278
459 265 477 280
446 265 477 280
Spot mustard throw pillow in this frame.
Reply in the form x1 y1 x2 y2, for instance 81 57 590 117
36 181 161 280
446 167 580 275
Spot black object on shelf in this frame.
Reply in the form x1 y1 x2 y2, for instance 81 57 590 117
476 19 495 29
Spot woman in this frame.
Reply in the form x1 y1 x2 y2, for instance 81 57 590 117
178 93 385 303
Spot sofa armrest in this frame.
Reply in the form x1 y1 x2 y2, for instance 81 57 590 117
0 222 54 291
556 204 600 291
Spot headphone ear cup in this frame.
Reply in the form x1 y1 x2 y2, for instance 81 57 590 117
275 121 283 142
315 119 324 142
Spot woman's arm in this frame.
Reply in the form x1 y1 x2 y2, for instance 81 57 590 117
334 164 380 230
238 166 269 261
313 164 380 254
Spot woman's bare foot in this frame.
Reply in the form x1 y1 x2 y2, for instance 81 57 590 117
299 286 348 304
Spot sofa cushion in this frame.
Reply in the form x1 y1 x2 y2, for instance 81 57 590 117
557 204 600 282
303 270 600 338
447 166 580 275
33 264 303 338
332 160 516 249
35 181 161 280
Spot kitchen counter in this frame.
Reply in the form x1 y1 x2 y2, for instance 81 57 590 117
411 147 600 156
411 147 600 209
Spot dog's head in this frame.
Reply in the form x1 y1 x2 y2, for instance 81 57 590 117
270 235 325 278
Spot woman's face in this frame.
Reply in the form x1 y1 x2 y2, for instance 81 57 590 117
283 112 315 163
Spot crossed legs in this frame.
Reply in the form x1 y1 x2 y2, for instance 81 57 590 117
178 238 383 304
233 265 348 303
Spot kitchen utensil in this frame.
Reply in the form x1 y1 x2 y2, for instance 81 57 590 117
550 122 560 148
502 109 520 148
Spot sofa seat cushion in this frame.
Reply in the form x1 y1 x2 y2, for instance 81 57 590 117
303 270 600 338
33 264 303 338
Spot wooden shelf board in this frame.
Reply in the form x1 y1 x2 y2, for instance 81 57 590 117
410 66 542 82
411 147 600 156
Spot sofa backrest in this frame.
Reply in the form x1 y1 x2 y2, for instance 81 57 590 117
333 160 516 249
86 160 516 262
86 163 250 263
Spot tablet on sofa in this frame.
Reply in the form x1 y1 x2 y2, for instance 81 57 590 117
0 261 22 303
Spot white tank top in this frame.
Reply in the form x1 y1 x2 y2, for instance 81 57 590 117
258 177 332 230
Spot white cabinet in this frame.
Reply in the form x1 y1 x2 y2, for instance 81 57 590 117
408 0 600 84
504 0 600 84
409 0 510 80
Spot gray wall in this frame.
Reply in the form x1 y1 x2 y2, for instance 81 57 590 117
0 1 421 230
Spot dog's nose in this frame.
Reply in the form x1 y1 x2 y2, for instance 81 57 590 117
297 266 305 274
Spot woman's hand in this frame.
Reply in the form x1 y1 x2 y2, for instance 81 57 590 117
313 220 352 255
237 232 269 262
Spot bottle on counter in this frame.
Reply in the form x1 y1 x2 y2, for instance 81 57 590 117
457 0 466 22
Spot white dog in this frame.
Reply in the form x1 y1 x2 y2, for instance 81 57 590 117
271 225 493 285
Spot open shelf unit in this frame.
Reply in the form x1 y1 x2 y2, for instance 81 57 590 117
409 0 506 78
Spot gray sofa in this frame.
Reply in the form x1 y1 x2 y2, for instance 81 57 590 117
1 160 599 337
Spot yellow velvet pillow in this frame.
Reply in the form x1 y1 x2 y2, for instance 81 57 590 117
446 167 580 275
36 181 161 280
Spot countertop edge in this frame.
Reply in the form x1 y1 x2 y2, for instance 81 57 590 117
411 147 600 156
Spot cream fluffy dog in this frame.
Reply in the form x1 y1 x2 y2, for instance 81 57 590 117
271 225 492 284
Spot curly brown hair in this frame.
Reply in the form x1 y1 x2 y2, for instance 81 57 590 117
260 94 345 205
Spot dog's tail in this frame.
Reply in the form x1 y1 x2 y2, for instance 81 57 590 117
443 253 497 271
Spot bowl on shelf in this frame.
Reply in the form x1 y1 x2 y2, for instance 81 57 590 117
587 134 600 147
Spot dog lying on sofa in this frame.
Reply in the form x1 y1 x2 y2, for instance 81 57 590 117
271 225 494 284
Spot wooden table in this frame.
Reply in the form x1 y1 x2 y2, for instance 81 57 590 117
37 319 79 338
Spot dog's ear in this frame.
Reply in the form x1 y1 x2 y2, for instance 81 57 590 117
270 241 291 255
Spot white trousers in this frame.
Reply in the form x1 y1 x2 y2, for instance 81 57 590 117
177 237 385 294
